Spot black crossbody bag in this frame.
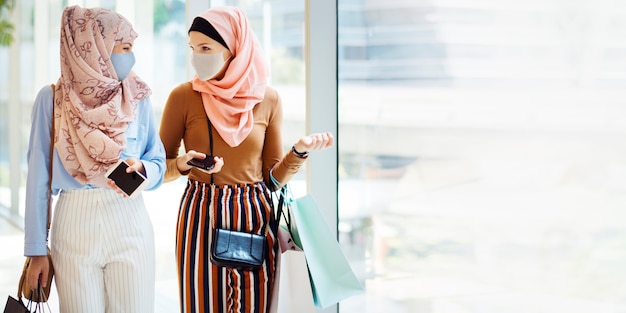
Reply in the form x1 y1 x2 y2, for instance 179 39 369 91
207 118 281 269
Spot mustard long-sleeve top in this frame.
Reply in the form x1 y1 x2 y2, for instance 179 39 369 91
159 82 306 189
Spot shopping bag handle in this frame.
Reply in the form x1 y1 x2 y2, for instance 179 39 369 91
269 172 297 242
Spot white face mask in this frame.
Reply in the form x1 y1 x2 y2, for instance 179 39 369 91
192 53 226 81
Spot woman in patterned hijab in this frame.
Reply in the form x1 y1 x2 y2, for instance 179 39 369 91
55 5 152 186
23 5 165 312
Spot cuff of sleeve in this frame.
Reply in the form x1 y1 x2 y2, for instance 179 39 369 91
24 242 49 257
164 158 186 183
142 161 161 190
284 151 308 169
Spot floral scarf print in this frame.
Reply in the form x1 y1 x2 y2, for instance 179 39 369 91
191 7 268 147
54 5 151 186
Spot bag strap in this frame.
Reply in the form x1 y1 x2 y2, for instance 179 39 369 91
207 117 218 229
47 84 54 232
17 258 28 299
270 187 285 235
208 118 273 235
269 174 293 239
207 117 214 185
205 116 285 236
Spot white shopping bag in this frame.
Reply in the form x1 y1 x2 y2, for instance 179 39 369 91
277 249 316 313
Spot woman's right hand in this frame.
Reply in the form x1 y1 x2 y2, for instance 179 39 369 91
26 256 50 292
176 149 224 174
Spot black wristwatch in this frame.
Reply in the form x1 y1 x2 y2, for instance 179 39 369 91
291 145 309 158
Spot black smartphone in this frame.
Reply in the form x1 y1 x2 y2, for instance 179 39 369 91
105 160 148 198
187 155 216 171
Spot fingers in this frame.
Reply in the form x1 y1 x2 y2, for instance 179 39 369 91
178 150 219 173
39 268 49 288
188 150 206 160
193 155 224 174
297 132 335 152
123 158 144 173
107 179 126 197
326 132 335 147
26 256 49 291
27 270 40 291
184 150 207 164
314 132 334 149
206 156 224 174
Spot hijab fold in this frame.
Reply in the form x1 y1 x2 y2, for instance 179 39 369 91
54 5 151 186
191 7 268 147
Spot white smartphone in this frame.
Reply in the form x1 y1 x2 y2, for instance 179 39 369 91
105 160 148 198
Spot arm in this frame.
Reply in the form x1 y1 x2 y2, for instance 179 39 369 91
110 97 166 196
159 83 224 183
159 84 189 182
24 85 54 257
24 85 54 291
262 89 306 190
263 89 335 189
137 96 165 191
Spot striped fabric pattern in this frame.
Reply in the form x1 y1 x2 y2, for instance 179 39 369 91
51 188 156 313
177 180 278 313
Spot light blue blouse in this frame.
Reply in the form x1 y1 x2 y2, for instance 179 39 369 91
24 85 166 256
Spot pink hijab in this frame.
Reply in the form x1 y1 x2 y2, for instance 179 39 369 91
191 7 268 147
54 5 151 186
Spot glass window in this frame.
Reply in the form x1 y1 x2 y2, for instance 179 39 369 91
338 1 626 312
0 42 9 211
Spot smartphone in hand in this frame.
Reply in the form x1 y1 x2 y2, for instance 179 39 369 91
105 160 148 198
187 155 216 171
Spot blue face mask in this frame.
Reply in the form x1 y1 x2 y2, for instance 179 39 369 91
110 52 135 80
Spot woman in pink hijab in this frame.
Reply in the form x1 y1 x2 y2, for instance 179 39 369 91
159 6 333 313
23 5 165 312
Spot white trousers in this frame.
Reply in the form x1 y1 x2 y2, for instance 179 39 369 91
50 188 155 313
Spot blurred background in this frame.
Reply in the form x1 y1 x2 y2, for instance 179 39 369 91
3 0 626 312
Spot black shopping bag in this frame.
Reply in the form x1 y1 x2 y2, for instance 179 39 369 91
3 296 28 313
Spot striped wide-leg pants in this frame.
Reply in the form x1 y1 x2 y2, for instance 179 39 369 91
176 180 278 313
50 188 156 313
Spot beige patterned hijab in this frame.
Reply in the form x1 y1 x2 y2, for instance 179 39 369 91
54 5 151 186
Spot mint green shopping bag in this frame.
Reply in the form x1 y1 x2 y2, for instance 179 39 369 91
287 194 364 309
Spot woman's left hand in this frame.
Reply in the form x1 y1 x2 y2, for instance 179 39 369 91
294 132 334 154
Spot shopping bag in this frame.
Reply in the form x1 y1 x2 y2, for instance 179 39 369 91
289 194 364 309
3 296 28 313
277 250 316 313
269 225 313 313
5 283 51 313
